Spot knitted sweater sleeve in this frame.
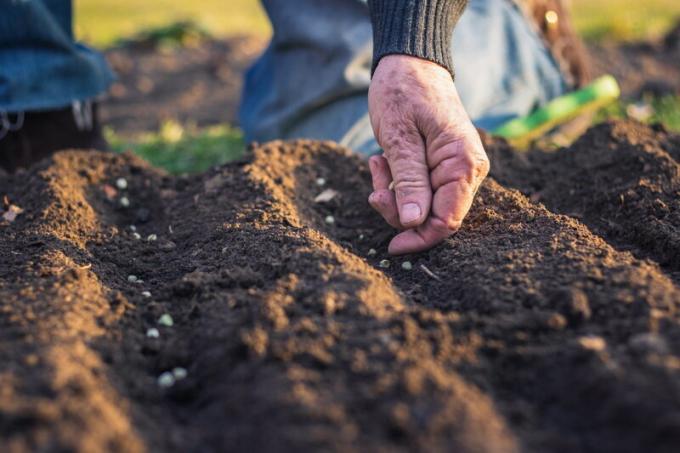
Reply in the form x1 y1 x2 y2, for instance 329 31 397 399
367 0 469 78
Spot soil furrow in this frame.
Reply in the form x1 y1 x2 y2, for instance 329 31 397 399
1 120 680 452
487 121 680 284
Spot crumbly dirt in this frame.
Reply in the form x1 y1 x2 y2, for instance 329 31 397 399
589 22 680 97
1 119 679 452
487 120 680 282
101 35 266 136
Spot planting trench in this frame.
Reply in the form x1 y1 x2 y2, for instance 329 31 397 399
1 120 680 452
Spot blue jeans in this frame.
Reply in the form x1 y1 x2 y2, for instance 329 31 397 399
0 0 114 113
240 0 568 155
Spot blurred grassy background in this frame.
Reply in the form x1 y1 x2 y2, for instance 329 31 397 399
571 0 680 42
75 0 271 46
105 122 245 174
75 0 680 173
76 0 680 46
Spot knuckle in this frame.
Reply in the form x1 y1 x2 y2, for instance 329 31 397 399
393 178 429 198
369 190 390 208
394 176 428 188
436 146 489 186
379 125 421 159
431 212 463 234
380 134 403 153
372 191 390 206
392 166 429 193
436 155 475 185
436 155 462 175
429 216 454 234
431 129 463 147
387 146 419 163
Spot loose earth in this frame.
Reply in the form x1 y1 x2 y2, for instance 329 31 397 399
1 120 679 452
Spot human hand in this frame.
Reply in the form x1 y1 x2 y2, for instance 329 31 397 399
367 55 490 255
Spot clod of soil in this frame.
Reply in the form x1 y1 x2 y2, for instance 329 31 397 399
1 120 679 453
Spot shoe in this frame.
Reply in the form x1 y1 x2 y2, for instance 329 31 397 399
0 101 108 173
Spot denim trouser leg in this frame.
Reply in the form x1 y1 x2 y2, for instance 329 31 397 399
240 0 568 156
0 0 114 113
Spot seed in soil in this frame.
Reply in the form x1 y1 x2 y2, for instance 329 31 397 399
146 328 160 338
358 234 364 241
325 215 335 225
132 232 141 240
314 188 338 203
379 259 390 269
127 275 138 283
2 204 23 223
129 225 137 232
578 335 606 352
172 367 188 380
119 196 130 208
147 234 158 241
157 372 175 388
401 261 413 270
115 178 128 190
158 314 174 327
316 177 326 186
367 248 377 256
141 291 151 298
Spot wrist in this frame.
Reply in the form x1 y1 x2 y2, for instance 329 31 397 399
373 55 455 88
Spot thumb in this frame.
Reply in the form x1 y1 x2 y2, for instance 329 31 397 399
383 132 432 228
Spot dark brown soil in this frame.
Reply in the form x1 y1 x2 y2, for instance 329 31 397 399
1 119 679 452
487 120 680 282
101 35 265 136
589 22 680 98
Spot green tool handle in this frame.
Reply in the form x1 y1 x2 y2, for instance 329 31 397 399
492 75 621 145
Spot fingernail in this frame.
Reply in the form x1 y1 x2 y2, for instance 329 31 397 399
401 203 421 224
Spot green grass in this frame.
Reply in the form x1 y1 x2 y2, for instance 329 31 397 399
77 0 680 47
113 21 212 49
596 96 680 132
571 0 680 42
75 0 271 47
653 97 680 131
106 121 245 174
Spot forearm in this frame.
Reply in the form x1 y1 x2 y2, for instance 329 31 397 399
367 0 468 78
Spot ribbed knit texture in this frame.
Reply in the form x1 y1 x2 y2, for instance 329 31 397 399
368 0 468 79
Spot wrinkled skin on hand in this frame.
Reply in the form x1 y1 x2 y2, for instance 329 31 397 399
368 55 490 255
